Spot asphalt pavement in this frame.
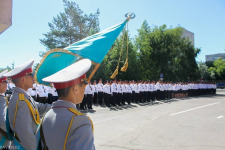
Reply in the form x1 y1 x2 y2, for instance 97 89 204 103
82 89 225 150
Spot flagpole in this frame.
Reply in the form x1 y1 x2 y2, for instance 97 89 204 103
87 63 100 82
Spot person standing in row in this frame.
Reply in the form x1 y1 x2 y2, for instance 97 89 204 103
93 80 98 104
97 78 104 105
49 84 58 104
155 80 161 100
103 80 111 107
121 81 127 105
130 80 135 102
117 79 123 106
37 84 47 103
0 70 11 149
27 86 37 101
85 81 94 109
134 82 139 103
126 81 132 105
111 79 117 106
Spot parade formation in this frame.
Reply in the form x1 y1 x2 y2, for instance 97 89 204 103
0 10 219 150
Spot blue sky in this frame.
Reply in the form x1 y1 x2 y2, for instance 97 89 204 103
0 0 224 68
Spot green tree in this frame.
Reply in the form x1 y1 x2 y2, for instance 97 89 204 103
198 62 209 80
207 58 225 80
135 20 200 82
39 0 100 56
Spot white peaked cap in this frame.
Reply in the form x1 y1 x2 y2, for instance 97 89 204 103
42 59 92 89
4 60 34 79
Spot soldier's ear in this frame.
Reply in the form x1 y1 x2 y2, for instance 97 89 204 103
73 85 79 94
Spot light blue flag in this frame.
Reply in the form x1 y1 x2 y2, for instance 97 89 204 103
36 19 127 86
64 20 127 64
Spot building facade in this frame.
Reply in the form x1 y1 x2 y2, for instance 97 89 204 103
205 53 225 62
181 28 194 46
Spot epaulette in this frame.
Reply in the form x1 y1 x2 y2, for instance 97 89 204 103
63 107 94 150
13 93 40 128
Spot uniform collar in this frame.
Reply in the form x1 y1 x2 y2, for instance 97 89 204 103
54 100 77 109
14 87 31 98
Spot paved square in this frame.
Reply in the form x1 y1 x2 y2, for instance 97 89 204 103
82 89 225 150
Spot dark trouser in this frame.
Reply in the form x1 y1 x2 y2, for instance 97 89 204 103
98 92 103 105
139 92 143 103
117 93 122 105
81 95 87 109
104 93 108 106
157 90 160 100
150 92 154 101
147 92 151 102
49 96 58 104
132 91 135 102
38 97 47 104
160 91 164 100
112 92 117 106
143 92 147 102
148 92 151 102
122 93 127 105
93 92 97 104
107 94 111 106
127 93 131 104
87 94 93 109
47 93 52 104
135 93 139 103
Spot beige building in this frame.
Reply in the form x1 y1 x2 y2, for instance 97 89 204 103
0 0 12 34
206 53 225 62
181 28 194 46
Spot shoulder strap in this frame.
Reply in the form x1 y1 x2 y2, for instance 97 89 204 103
13 94 40 128
62 108 94 150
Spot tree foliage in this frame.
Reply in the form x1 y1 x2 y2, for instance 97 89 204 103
39 0 100 56
134 20 200 82
207 58 225 80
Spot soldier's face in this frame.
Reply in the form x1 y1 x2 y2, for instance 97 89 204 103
0 81 7 93
24 74 34 89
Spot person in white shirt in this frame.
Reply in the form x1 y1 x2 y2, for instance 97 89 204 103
155 80 161 100
117 79 123 106
27 87 37 100
121 81 127 105
138 81 144 103
111 79 117 106
85 81 94 109
37 84 47 103
130 80 135 102
126 81 132 105
152 81 157 101
50 84 58 104
134 81 139 103
160 82 165 100
44 85 51 104
97 78 104 105
92 80 98 104
143 81 148 102
103 80 111 107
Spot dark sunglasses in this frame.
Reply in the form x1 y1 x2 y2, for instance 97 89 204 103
81 78 88 85
26 73 34 77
